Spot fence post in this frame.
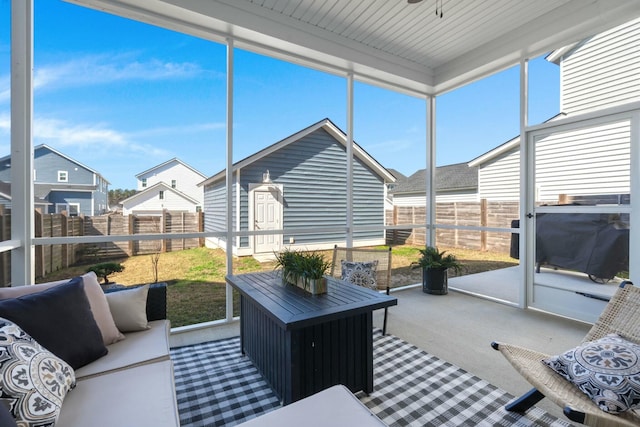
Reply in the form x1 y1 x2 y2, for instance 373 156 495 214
392 206 398 245
161 209 167 253
480 199 487 251
0 206 7 286
61 212 69 269
128 214 135 256
198 211 204 247
34 210 45 278
558 194 568 204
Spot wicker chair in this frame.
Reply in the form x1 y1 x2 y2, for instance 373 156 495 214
492 281 640 426
330 245 392 335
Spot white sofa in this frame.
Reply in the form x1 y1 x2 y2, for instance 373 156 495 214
0 273 180 427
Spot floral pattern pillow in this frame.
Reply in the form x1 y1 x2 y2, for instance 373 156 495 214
542 333 640 414
0 317 76 426
341 260 379 289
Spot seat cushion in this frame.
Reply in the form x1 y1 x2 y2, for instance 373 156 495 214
235 385 386 426
0 317 75 427
58 359 180 427
543 333 640 414
341 260 379 289
0 278 107 370
0 272 125 346
74 320 171 379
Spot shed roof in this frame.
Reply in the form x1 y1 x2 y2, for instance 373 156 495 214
199 118 396 187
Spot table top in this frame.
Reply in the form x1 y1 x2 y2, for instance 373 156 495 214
226 271 397 330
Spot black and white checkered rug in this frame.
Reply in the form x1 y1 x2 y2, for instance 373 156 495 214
171 330 574 427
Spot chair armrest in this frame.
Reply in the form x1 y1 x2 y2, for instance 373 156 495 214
104 283 167 321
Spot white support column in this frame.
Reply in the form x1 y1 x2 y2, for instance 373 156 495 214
426 96 436 246
225 37 234 321
11 0 35 286
346 73 354 247
629 111 640 284
518 57 529 309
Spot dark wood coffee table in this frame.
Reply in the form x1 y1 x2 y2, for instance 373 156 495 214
226 271 397 405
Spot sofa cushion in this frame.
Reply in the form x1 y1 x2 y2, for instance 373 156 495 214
74 320 171 380
0 278 108 369
0 317 76 427
235 385 387 426
57 359 180 427
106 284 150 332
0 272 125 345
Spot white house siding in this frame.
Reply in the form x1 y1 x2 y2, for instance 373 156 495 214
534 120 630 202
137 161 204 205
561 18 640 115
122 188 197 215
476 120 631 203
477 146 521 201
393 191 478 207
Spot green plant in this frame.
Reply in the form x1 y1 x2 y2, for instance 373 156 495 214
274 248 331 288
87 262 125 284
411 246 462 273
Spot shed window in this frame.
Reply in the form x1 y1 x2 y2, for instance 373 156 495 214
58 171 68 182
159 190 164 200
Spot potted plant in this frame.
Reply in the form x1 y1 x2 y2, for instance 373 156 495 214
274 249 331 295
411 246 462 295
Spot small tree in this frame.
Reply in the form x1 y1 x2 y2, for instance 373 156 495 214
87 262 124 284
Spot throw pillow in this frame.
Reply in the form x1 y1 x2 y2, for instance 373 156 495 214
0 277 108 370
0 272 125 346
542 333 640 414
341 260 379 289
0 317 75 426
105 285 150 332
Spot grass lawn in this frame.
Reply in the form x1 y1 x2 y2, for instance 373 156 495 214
39 245 517 327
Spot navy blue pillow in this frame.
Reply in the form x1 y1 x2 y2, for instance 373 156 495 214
0 402 18 427
0 277 107 369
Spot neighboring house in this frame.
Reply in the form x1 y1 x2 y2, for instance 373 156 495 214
0 180 51 212
0 145 109 216
122 158 206 215
390 163 479 206
200 118 396 257
469 17 639 202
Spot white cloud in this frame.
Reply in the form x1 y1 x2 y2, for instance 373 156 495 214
34 53 203 91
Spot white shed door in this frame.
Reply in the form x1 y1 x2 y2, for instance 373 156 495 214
254 190 281 254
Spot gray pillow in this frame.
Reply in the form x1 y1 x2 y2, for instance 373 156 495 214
0 277 107 369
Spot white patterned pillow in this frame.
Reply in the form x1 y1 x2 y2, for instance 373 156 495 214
341 260 379 289
0 317 76 426
542 334 640 414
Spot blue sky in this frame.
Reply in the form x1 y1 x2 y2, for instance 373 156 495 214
0 1 560 190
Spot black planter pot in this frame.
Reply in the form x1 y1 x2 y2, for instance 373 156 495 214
422 267 448 295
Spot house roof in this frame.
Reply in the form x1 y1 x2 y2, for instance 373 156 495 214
467 113 567 167
390 163 478 195
387 169 407 182
199 118 397 187
135 158 207 180
0 180 51 205
0 144 110 185
68 0 640 97
120 182 200 206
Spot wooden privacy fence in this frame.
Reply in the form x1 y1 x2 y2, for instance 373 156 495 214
84 211 204 258
0 209 204 286
386 200 520 253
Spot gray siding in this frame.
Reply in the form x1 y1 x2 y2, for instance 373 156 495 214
48 191 92 216
203 181 232 241
35 147 95 185
204 128 385 249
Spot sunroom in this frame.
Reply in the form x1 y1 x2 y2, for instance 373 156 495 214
3 1 640 426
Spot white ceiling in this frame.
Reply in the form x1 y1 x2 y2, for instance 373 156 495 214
68 0 640 96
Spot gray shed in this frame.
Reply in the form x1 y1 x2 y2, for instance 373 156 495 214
200 118 396 257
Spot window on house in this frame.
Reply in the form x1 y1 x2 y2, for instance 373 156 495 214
159 191 164 200
58 171 68 182
171 179 176 189
142 178 147 188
